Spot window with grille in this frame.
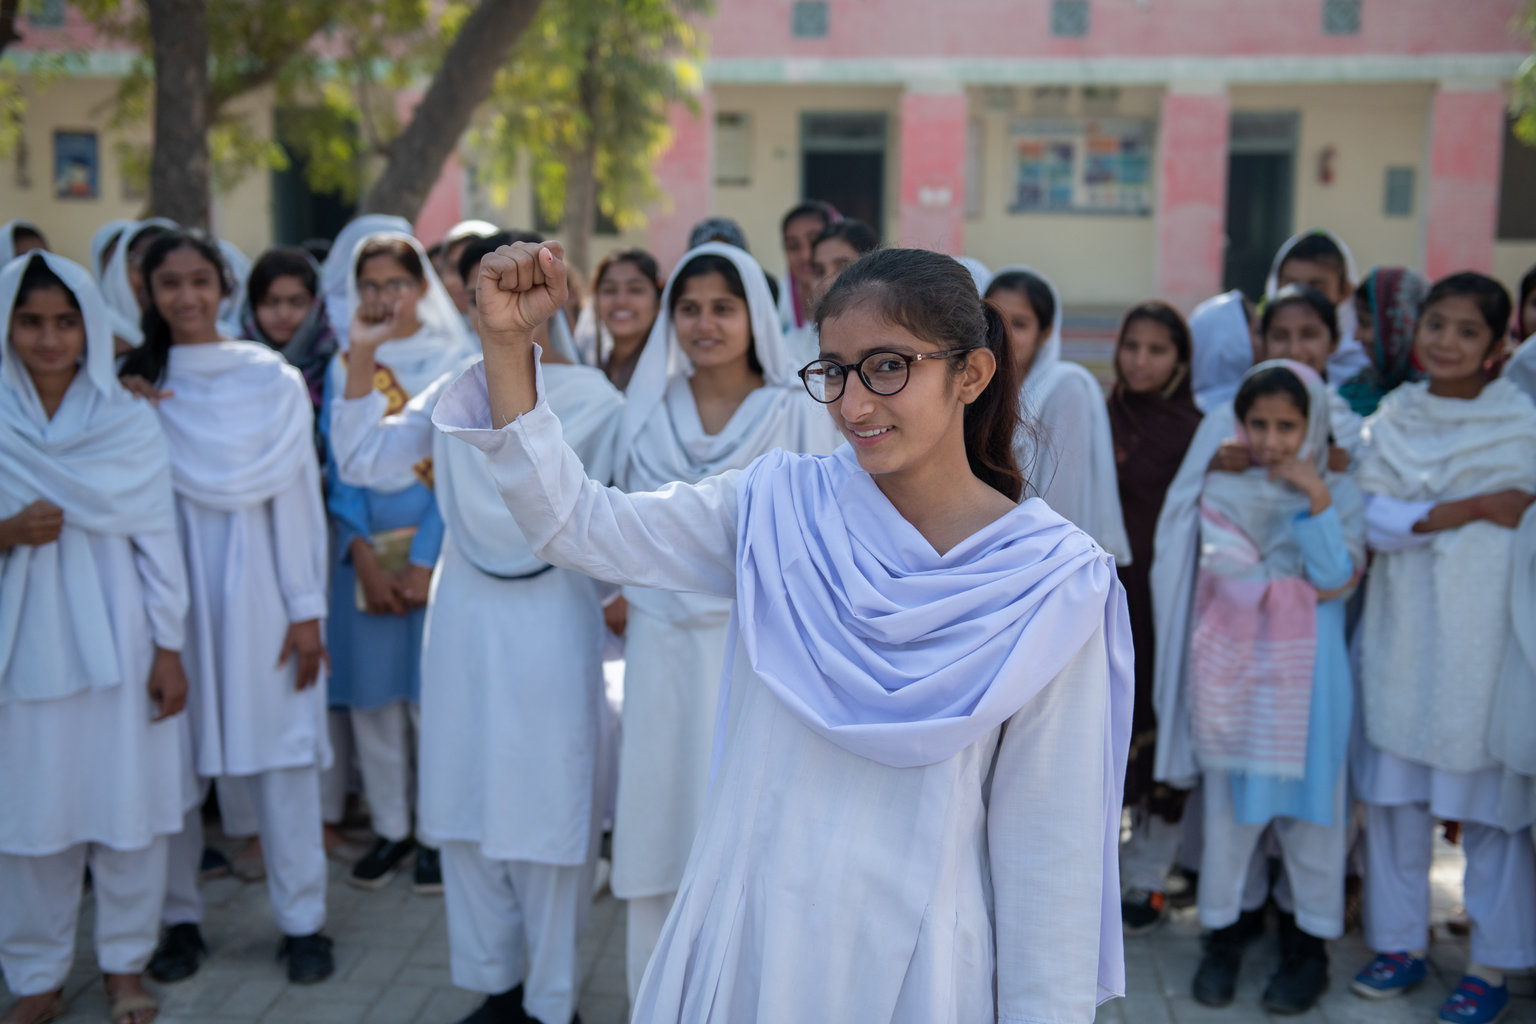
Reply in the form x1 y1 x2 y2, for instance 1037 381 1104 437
792 1 829 38
1051 0 1089 37
1323 0 1361 35
1382 167 1414 218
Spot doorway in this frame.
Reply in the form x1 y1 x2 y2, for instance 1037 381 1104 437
1223 112 1297 302
271 109 358 248
801 113 886 232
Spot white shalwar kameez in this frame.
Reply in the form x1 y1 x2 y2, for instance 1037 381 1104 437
0 253 194 995
432 350 1134 1024
994 266 1131 565
1352 380 1536 971
607 243 839 997
328 352 623 1024
153 340 331 939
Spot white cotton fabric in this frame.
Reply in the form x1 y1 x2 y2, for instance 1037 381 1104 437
1356 379 1536 774
1502 335 1536 404
156 341 329 776
215 238 251 338
89 219 135 282
0 219 41 264
1265 229 1366 383
432 358 1132 1021
994 264 1131 563
100 218 177 348
326 230 480 491
320 214 413 349
0 253 178 705
1189 290 1253 412
957 256 993 296
329 354 624 864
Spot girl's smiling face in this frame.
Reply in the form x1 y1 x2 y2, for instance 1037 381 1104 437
596 259 660 345
1262 303 1335 377
1241 392 1308 466
672 271 753 371
1414 294 1495 387
255 273 314 347
10 283 85 383
149 245 226 342
1116 317 1181 395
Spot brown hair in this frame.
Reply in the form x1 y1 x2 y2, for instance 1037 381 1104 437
816 247 1023 501
355 237 424 283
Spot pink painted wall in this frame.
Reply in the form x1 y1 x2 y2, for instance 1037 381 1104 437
1422 87 1505 280
647 94 717 273
414 155 463 246
897 91 967 255
1156 90 1230 313
706 0 1526 60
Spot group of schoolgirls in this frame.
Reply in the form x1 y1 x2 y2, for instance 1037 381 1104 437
1102 227 1536 1024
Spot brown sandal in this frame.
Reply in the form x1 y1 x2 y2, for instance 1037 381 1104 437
107 990 158 1024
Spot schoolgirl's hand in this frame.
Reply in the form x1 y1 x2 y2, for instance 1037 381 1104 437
1 499 64 548
1477 489 1536 529
1327 445 1350 473
119 374 173 405
349 298 406 351
279 619 330 691
396 564 433 609
1208 442 1252 474
146 647 189 721
1267 457 1331 515
477 242 568 342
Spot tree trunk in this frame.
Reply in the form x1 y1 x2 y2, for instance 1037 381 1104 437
1 0 22 56
560 141 599 278
146 0 210 230
362 0 545 219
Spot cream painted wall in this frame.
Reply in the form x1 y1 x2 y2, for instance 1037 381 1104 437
2 75 275 267
710 83 902 279
1495 241 1536 310
962 85 1163 304
1230 83 1434 278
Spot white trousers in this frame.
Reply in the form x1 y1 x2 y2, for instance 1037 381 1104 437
440 842 593 1024
1199 771 1347 939
626 891 674 1006
1364 802 1536 969
163 766 327 936
0 839 167 995
350 702 419 843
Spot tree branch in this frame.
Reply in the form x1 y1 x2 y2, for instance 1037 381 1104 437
1 0 24 56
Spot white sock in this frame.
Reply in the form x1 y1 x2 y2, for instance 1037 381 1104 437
1466 963 1505 987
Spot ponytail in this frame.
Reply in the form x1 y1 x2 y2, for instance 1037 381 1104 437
816 247 1023 502
965 303 1024 502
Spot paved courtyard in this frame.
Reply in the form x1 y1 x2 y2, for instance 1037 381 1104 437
9 828 1534 1024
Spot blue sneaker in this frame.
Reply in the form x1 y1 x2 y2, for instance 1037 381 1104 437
1350 952 1427 999
1437 976 1510 1024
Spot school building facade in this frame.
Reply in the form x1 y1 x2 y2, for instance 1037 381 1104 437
4 0 1533 309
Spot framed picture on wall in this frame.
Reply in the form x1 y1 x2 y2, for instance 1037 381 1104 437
54 130 99 199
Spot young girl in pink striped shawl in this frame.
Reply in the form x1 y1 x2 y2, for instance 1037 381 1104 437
1187 358 1364 1015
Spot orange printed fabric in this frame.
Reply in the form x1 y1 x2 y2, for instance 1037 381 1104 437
341 351 434 488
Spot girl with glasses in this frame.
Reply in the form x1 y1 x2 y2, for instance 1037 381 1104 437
432 241 1132 1023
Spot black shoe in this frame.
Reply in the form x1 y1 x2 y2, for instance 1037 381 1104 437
1262 913 1329 1014
1192 910 1264 1007
347 836 415 890
413 845 443 896
199 845 231 881
454 985 529 1024
1122 888 1166 936
1165 865 1200 909
278 931 334 984
148 922 206 982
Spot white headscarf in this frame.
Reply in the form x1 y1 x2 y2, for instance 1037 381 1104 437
329 231 480 492
1503 334 1536 405
990 264 1065 420
1265 229 1365 382
1189 290 1254 412
89 219 135 282
216 239 251 338
443 219 499 247
956 256 993 296
100 217 178 348
0 252 177 704
321 214 413 349
0 219 43 265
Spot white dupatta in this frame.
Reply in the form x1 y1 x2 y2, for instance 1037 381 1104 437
992 264 1130 563
216 239 252 339
617 242 836 626
1189 290 1253 412
0 219 42 264
0 253 176 703
100 218 178 348
321 214 413 350
90 219 135 282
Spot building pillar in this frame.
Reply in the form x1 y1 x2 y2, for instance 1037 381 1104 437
897 84 967 256
647 93 715 273
1156 82 1229 313
1423 82 1504 279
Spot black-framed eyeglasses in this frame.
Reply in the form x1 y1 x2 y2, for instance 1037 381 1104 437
798 348 978 404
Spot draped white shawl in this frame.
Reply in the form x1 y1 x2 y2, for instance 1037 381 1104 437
437 362 622 577
327 230 480 492
1356 379 1536 773
1189 290 1253 412
158 341 316 510
734 442 1132 999
992 264 1130 563
100 218 179 348
618 242 837 625
321 214 413 350
1264 229 1365 383
1502 335 1536 404
0 253 176 704
89 219 135 282
0 219 41 264
216 239 251 339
